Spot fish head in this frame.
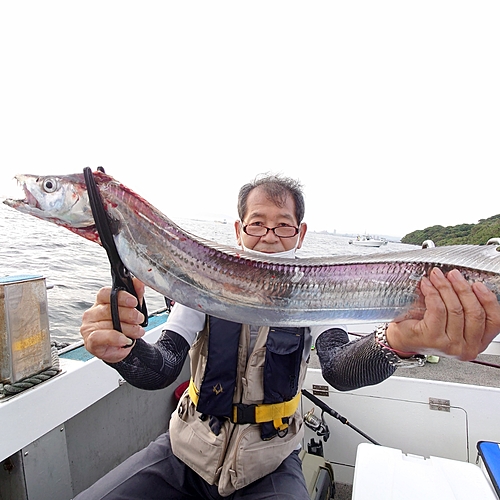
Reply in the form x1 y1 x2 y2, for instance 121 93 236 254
3 172 101 242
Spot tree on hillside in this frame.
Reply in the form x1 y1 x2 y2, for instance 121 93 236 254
401 215 500 246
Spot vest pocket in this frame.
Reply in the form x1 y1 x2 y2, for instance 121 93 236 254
220 413 303 496
264 328 304 402
170 395 229 485
243 346 266 402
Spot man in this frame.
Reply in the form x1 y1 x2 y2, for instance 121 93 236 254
77 174 500 499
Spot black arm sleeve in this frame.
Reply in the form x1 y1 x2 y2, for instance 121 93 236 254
108 329 190 390
316 328 396 392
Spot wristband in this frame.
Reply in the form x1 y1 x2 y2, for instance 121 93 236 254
374 324 426 368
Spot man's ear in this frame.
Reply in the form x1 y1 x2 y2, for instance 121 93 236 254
297 222 308 249
234 220 243 247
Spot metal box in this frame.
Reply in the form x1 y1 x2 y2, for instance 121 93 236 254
0 275 52 385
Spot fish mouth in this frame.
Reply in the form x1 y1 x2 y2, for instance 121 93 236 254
20 183 41 209
3 179 41 211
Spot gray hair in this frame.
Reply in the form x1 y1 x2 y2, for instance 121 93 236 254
237 173 305 224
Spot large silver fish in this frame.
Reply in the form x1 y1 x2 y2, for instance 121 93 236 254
4 171 500 326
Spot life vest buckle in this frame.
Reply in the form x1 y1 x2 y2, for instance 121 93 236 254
232 403 258 424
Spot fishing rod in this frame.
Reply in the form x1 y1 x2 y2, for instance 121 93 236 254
302 389 381 446
470 359 500 369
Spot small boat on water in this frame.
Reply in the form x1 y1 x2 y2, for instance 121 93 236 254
348 235 388 247
1 275 500 499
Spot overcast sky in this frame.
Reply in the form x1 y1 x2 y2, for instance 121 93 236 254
1 1 499 238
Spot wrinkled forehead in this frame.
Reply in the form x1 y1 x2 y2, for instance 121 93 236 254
245 186 297 222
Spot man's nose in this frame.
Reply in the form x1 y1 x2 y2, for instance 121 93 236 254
261 228 280 242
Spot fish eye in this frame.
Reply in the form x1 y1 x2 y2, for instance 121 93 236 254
42 177 59 193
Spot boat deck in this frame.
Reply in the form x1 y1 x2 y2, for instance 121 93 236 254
308 343 500 499
309 349 500 389
392 352 500 388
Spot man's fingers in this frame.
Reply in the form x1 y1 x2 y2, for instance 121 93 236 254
472 281 500 347
89 320 145 339
95 286 140 308
92 288 145 325
426 268 493 360
419 272 447 334
391 268 500 360
132 278 146 305
84 324 145 358
447 269 485 325
428 268 465 342
86 329 130 350
81 281 148 363
82 303 144 330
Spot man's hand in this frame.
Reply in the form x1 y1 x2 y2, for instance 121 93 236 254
80 278 146 363
386 267 500 360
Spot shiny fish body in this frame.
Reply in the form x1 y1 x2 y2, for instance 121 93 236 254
5 172 500 326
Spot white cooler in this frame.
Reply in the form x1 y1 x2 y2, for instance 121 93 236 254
352 443 497 499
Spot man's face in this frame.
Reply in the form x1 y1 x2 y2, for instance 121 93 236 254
234 186 307 254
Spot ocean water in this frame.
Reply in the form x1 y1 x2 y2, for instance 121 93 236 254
0 203 417 344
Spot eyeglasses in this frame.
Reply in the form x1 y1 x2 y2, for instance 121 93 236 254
242 223 299 238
